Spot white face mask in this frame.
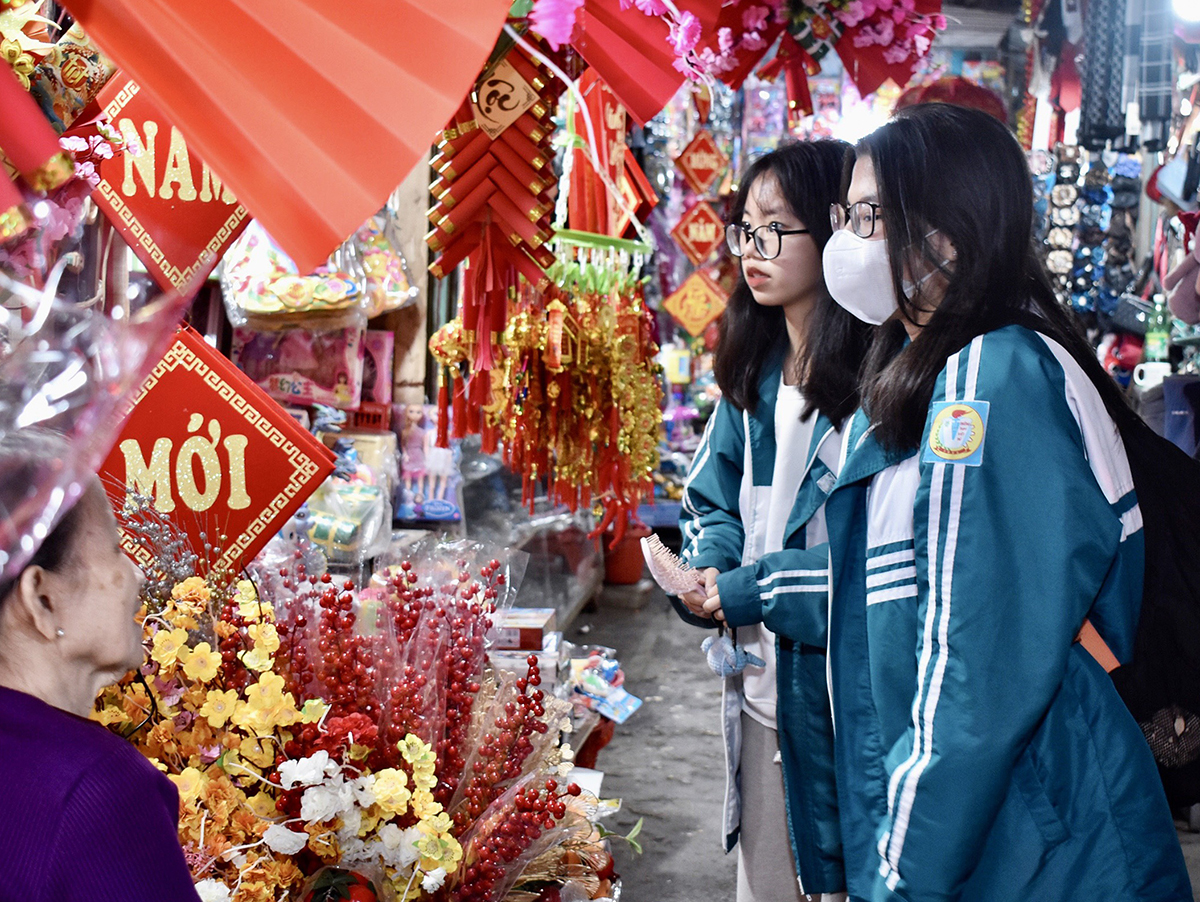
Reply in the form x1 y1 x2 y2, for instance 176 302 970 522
822 229 898 325
823 228 951 325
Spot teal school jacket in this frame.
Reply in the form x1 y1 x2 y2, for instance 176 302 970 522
677 351 846 895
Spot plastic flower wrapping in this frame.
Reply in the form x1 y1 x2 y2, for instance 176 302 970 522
94 515 619 902
0 239 190 587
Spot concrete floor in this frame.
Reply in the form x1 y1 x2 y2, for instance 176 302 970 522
570 585 1200 902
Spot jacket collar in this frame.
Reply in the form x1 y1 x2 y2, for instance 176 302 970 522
836 409 914 487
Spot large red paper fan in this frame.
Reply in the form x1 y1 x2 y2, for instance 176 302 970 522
62 0 515 272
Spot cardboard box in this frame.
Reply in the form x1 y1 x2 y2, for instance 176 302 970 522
490 607 558 650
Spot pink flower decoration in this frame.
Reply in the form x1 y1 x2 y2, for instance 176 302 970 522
670 10 702 54
635 0 669 14
742 5 770 30
740 30 767 50
931 13 947 29
530 0 585 50
891 8 907 23
718 26 735 52
883 42 910 63
834 2 865 26
898 0 917 11
914 32 932 53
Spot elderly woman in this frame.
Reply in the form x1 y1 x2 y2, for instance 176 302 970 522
0 477 201 900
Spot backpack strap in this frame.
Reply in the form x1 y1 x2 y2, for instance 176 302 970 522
1077 618 1120 673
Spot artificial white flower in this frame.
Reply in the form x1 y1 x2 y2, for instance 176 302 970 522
194 879 233 902
300 779 353 822
278 750 334 789
422 868 448 892
337 806 363 840
386 825 422 869
350 773 377 808
340 835 373 864
262 824 309 855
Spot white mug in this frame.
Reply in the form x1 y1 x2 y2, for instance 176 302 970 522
1134 361 1172 390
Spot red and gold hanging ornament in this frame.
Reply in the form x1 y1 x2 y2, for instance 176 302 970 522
566 68 658 239
670 200 725 266
663 269 727 336
756 31 822 129
432 255 663 546
674 128 728 196
495 275 663 544
0 55 74 241
425 40 566 449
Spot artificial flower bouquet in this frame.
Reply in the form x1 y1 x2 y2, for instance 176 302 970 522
95 521 617 902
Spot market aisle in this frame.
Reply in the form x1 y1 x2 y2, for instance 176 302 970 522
568 587 738 900
571 586 1200 902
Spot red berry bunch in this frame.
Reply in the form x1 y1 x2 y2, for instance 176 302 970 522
445 778 581 902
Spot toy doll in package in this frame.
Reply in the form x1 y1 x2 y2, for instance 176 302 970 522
231 325 365 409
393 403 461 522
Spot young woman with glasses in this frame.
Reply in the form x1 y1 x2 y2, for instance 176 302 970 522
712 103 1192 901
676 140 871 902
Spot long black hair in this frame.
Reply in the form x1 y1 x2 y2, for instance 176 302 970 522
854 103 1135 451
715 140 872 427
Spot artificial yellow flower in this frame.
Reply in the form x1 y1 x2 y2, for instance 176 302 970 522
150 628 189 667
371 768 411 816
239 736 276 768
410 789 442 820
172 576 211 604
234 672 299 733
399 733 436 768
246 622 280 654
299 699 329 724
172 766 206 803
246 791 278 820
236 579 273 623
199 688 240 728
411 768 437 792
93 705 130 727
0 40 35 90
239 645 275 672
181 641 220 682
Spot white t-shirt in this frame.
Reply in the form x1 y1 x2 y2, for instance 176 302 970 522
741 377 819 730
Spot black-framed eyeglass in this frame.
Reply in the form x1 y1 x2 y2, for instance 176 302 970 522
725 222 810 260
830 201 884 239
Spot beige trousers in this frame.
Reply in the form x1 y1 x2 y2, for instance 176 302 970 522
736 712 848 902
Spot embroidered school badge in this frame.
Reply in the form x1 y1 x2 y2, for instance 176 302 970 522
923 401 990 466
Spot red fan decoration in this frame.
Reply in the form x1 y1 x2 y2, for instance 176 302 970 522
61 0 515 272
895 76 1008 122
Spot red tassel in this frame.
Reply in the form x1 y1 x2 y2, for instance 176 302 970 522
464 374 481 434
452 376 468 439
480 419 498 454
436 371 450 448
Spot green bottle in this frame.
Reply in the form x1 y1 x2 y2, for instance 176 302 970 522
1144 294 1170 362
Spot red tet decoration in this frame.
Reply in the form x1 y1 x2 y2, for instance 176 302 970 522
90 76 249 294
675 129 728 196
670 200 725 266
663 270 727 337
100 326 335 574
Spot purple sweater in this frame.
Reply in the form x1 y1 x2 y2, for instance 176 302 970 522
0 686 201 902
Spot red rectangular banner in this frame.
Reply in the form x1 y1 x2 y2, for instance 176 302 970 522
100 326 335 574
91 76 249 293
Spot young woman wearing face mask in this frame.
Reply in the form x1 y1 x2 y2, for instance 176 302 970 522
805 103 1190 900
676 140 871 902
